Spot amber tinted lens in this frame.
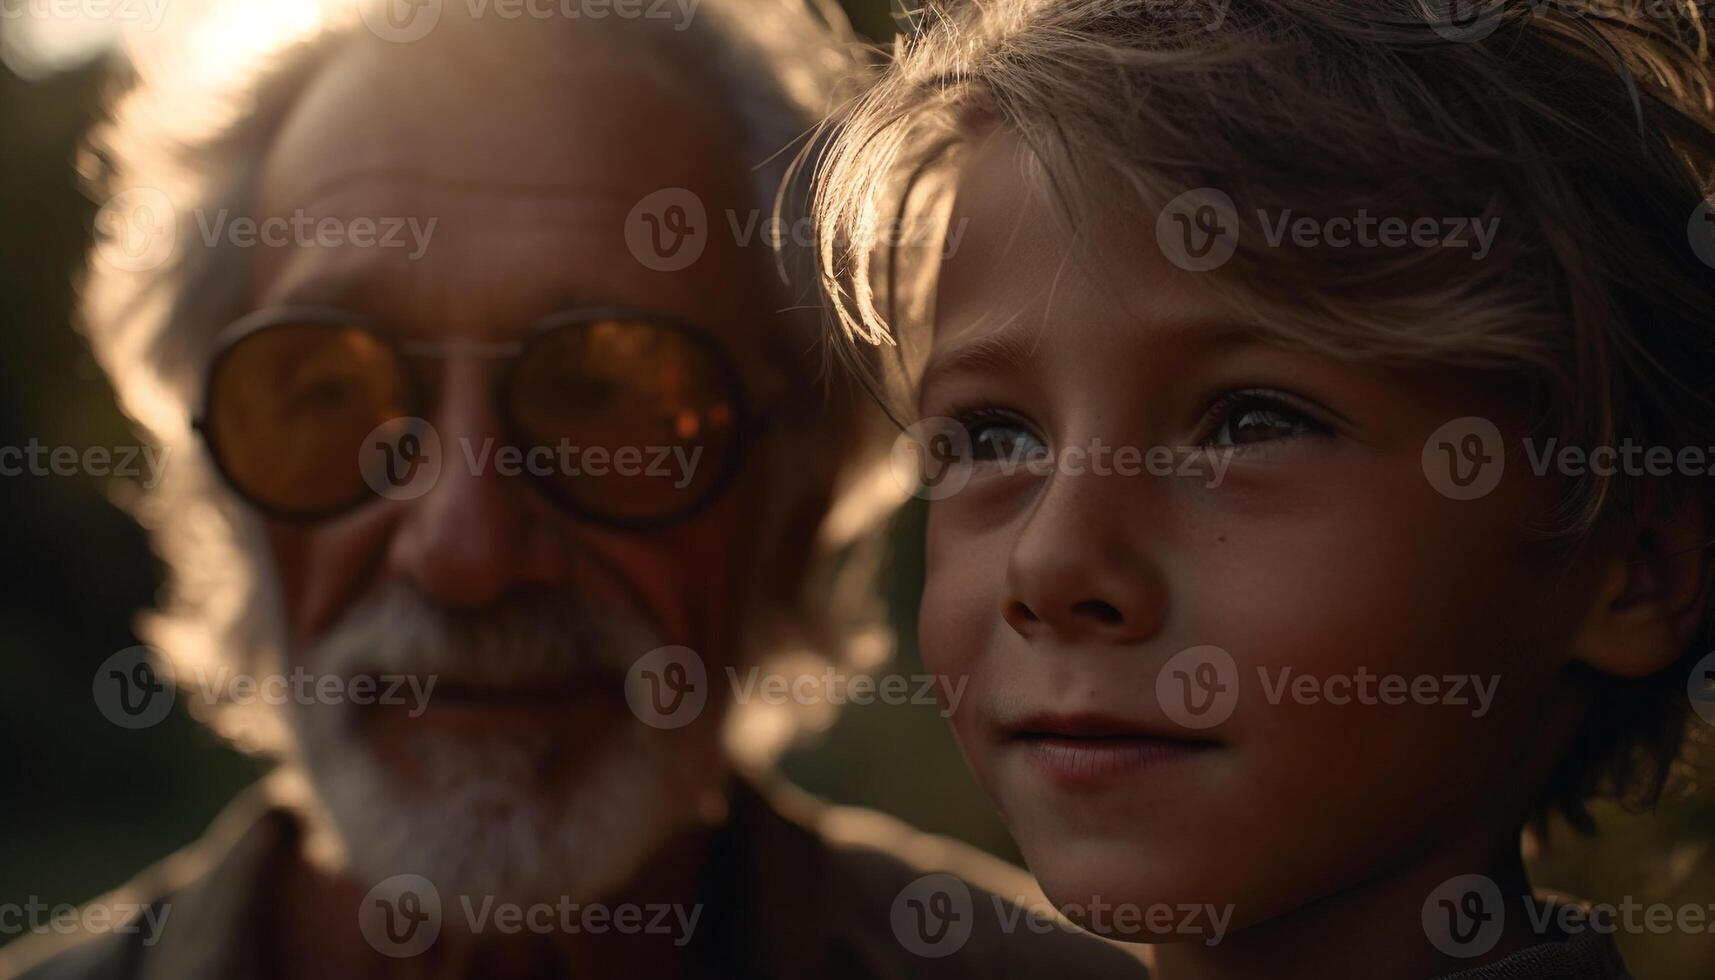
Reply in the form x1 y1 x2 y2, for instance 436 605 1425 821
508 318 742 524
205 322 409 516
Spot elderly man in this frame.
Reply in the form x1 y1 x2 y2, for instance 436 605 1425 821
0 2 1144 978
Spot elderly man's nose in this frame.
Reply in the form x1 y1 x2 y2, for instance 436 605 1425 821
385 365 562 607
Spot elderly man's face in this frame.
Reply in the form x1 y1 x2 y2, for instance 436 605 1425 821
241 30 782 902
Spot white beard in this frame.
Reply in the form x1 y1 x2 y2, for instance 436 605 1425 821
283 582 720 911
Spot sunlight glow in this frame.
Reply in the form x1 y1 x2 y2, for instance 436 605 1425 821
2 0 328 82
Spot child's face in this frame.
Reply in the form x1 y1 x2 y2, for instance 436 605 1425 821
918 133 1601 940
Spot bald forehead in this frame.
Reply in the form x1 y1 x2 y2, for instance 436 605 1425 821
258 19 752 207
242 14 791 386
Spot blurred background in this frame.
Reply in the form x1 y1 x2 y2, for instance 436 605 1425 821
0 2 1711 976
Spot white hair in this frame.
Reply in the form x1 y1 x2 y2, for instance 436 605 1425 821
79 0 895 761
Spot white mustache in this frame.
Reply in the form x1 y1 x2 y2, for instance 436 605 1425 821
305 583 663 692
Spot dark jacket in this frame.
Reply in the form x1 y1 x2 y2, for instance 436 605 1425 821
0 771 1148 980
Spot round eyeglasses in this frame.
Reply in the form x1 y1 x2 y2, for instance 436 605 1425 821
195 306 762 527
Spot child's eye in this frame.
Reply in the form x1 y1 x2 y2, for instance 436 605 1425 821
1203 390 1333 448
955 407 1047 464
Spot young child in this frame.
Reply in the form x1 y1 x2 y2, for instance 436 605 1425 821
811 1 1715 977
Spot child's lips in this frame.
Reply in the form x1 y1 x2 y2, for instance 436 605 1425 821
1002 713 1220 788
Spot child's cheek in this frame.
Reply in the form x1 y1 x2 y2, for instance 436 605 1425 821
1155 464 1573 917
919 503 1012 739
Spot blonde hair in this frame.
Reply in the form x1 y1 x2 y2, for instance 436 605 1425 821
811 0 1715 828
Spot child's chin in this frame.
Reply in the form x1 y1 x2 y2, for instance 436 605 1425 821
1025 840 1240 945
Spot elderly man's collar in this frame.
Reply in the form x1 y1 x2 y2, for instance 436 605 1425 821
0 769 1149 979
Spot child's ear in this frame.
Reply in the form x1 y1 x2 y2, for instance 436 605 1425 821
1571 495 1711 679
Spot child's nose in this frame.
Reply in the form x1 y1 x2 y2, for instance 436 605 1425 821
1001 476 1167 645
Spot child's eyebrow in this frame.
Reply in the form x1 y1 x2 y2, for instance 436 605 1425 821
919 316 1266 394
919 329 1038 394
